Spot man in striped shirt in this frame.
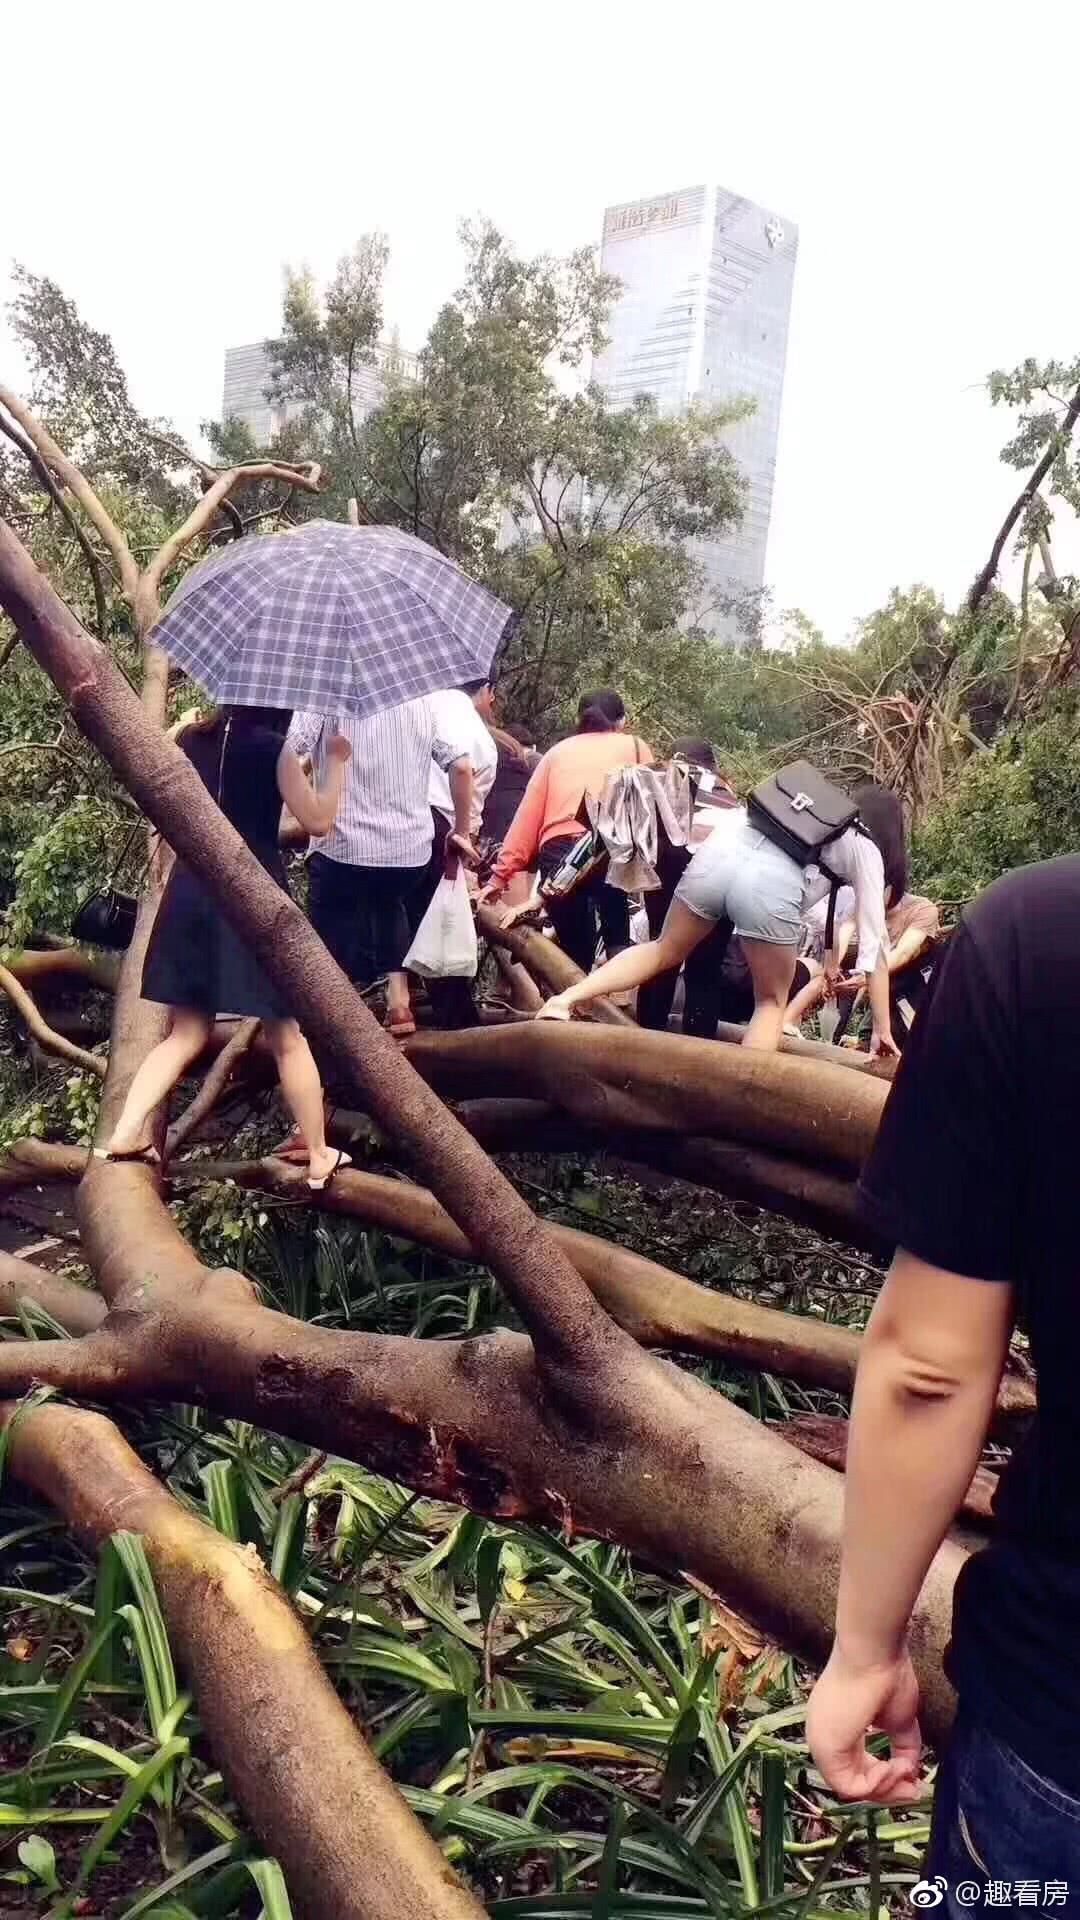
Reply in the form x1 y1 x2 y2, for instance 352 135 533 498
286 698 476 1034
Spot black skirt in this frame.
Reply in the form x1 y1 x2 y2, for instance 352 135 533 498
141 860 291 1021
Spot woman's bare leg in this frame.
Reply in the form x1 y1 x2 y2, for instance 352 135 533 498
741 939 798 1052
263 1019 340 1185
538 901 714 1018
784 958 826 1029
106 1008 212 1154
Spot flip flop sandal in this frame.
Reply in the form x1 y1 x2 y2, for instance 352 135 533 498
92 1144 161 1166
307 1149 353 1193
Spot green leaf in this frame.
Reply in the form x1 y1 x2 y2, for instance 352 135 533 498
521 1531 684 1701
17 1833 60 1893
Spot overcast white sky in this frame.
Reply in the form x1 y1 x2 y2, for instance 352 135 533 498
5 1 1080 640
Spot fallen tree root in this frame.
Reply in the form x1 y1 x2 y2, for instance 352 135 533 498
5 1398 484 1920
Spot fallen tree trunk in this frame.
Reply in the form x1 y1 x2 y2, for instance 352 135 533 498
168 1155 1034 1421
785 1412 1001 1525
445 1096 871 1245
403 1023 888 1174
0 1204 966 1743
5 1399 484 1920
0 1247 106 1334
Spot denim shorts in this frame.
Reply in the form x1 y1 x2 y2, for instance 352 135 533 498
922 1710 1080 1914
674 822 803 947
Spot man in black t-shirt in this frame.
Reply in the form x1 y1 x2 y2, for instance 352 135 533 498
807 857 1080 1911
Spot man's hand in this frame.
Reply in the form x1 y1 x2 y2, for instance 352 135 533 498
327 733 352 764
476 880 504 908
806 1646 923 1804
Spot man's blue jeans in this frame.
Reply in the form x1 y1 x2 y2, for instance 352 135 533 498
921 1712 1080 1913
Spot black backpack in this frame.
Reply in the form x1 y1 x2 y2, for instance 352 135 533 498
748 761 859 951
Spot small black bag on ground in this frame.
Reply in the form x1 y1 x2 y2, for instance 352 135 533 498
747 761 858 869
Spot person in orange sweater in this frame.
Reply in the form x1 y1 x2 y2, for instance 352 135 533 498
479 689 653 972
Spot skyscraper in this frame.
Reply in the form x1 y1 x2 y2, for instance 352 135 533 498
593 185 797 642
221 339 418 445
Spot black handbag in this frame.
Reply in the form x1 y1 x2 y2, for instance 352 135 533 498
747 761 858 868
71 889 138 950
70 821 144 951
748 761 860 952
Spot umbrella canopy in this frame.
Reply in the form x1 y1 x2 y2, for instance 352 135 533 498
152 521 515 718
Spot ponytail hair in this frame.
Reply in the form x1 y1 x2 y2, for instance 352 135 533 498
853 781 908 904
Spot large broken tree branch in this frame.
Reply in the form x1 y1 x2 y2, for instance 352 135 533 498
0 383 140 602
5 1399 484 1920
0 961 105 1075
968 379 1080 613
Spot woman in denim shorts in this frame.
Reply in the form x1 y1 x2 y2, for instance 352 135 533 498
537 803 897 1055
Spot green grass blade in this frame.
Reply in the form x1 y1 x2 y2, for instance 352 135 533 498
521 1531 684 1701
73 1737 189 1891
32 1616 121 1757
92 1540 126 1683
269 1495 307 1594
122 1841 240 1918
200 1461 242 1543
758 1751 787 1901
113 1533 178 1731
246 1857 294 1919
590 1800 625 1918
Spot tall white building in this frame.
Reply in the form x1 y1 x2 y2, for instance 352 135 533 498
592 184 798 642
221 338 418 445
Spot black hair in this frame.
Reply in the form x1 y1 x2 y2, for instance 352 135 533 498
576 688 625 734
460 676 495 697
853 781 908 904
670 735 718 771
189 704 292 740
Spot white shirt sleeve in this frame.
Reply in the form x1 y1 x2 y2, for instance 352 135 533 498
826 829 887 973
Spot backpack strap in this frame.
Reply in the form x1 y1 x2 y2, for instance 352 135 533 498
824 878 840 956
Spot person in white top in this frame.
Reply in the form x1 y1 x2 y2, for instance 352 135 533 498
537 779 902 1057
427 681 498 838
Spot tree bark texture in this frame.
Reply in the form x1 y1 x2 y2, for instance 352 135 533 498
5 1400 484 1920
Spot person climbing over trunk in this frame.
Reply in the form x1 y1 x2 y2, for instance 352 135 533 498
100 706 350 1190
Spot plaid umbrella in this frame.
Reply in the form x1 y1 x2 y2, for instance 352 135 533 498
152 521 515 718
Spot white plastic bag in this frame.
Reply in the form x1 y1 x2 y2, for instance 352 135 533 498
403 867 478 979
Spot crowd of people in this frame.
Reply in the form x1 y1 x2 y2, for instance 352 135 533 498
101 679 945 1175
94 668 1080 1902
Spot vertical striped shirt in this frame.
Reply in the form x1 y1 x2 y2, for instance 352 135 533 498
287 699 459 868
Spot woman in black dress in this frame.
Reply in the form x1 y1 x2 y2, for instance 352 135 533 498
101 705 351 1189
